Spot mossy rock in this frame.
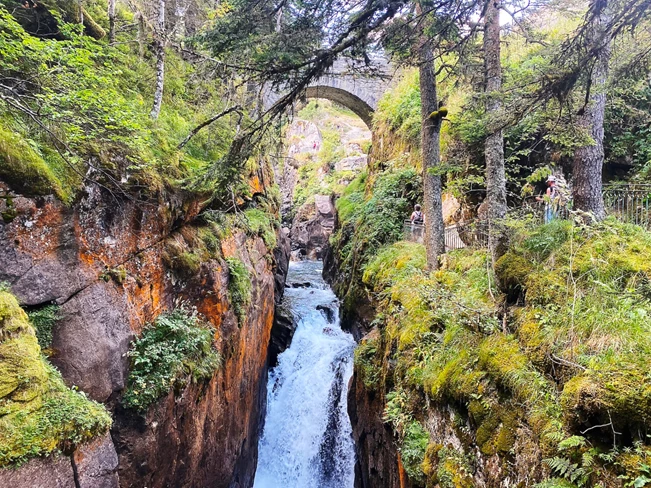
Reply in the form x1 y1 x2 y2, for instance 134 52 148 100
0 290 111 467
561 365 651 432
0 126 65 200
494 252 533 300
524 270 567 307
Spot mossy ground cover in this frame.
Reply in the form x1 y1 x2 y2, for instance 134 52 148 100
0 290 111 467
349 218 651 487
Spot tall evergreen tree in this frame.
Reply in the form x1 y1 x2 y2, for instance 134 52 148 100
483 0 507 264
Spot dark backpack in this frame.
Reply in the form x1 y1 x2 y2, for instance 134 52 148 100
413 211 423 224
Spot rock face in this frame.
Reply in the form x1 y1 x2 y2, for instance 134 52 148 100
0 433 119 488
0 170 282 487
290 194 336 260
348 372 411 488
335 155 367 172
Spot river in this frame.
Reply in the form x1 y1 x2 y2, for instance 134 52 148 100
253 260 357 488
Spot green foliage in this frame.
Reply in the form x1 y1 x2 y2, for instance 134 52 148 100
244 208 278 248
0 291 110 467
225 257 252 325
26 305 60 350
354 333 382 389
0 7 250 200
400 421 429 483
330 167 422 311
122 308 220 413
374 70 422 148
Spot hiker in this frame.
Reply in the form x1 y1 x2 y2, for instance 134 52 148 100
536 175 560 223
410 204 424 225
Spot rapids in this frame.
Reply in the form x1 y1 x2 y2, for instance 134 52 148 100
253 260 356 488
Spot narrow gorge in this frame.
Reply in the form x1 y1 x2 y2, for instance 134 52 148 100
2 0 651 486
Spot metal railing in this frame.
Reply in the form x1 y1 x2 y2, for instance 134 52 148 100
403 185 651 250
603 184 651 228
404 220 489 250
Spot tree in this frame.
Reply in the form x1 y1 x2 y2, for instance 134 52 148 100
571 0 611 219
108 0 116 44
150 0 166 119
483 0 507 264
418 28 445 270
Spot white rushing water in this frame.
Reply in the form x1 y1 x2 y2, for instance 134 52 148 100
254 260 356 488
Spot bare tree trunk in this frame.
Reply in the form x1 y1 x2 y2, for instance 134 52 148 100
174 0 189 45
150 0 166 119
483 0 507 265
419 37 445 271
572 2 611 220
108 0 116 44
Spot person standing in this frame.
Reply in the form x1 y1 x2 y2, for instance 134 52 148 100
536 175 559 223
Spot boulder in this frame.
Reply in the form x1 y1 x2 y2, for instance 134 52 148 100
0 455 75 488
290 195 335 260
335 155 368 172
268 304 298 366
72 433 119 488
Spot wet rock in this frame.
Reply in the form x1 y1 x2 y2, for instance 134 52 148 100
316 304 336 323
0 455 75 488
290 281 313 288
290 194 335 260
348 368 409 488
72 433 119 488
273 228 291 304
269 304 298 366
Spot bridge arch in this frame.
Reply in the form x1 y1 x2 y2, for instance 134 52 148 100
304 86 374 128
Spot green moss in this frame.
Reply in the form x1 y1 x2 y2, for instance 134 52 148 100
435 446 474 488
122 308 220 413
162 239 203 279
0 291 111 466
0 126 69 202
100 266 127 285
244 208 278 248
225 257 252 325
354 332 382 389
494 251 533 299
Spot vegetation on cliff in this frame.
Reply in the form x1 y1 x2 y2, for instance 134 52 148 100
0 288 111 466
122 308 221 413
346 218 651 486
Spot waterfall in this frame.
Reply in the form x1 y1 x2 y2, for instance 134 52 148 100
254 261 356 488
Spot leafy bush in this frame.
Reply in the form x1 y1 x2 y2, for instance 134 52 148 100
26 305 60 349
122 309 221 413
225 257 252 324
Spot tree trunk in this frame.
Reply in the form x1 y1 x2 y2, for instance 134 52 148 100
174 0 189 45
419 38 445 271
572 2 611 220
483 0 507 265
150 0 166 119
108 0 116 44
137 10 146 59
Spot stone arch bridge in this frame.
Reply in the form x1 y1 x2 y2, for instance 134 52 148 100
267 58 393 127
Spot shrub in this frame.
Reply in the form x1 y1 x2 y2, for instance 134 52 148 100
26 305 60 350
122 308 221 413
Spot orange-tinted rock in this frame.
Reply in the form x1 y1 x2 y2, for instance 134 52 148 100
0 182 281 487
